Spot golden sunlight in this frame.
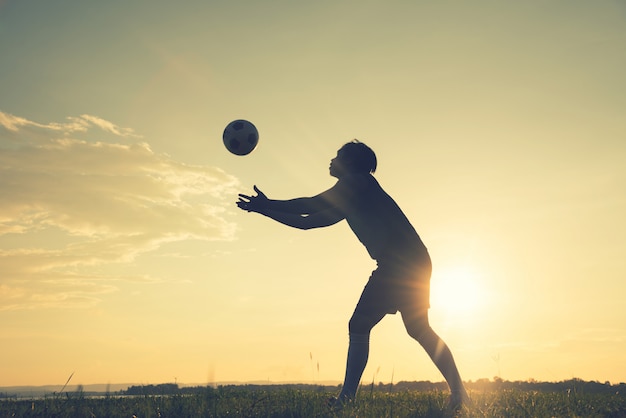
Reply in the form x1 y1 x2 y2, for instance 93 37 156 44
430 265 486 318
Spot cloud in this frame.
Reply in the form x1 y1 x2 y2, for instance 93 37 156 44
0 111 139 137
0 111 239 310
76 114 140 137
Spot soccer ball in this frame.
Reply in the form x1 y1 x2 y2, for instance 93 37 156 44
222 119 259 156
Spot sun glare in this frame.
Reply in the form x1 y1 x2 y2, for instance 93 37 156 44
430 265 486 318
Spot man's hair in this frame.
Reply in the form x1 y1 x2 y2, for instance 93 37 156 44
339 140 377 174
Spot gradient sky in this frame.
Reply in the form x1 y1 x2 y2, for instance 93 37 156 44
1 0 625 388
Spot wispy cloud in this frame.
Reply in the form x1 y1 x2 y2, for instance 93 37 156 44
0 111 139 136
76 114 140 137
0 111 238 310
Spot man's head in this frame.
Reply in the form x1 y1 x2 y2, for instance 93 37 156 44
330 140 377 178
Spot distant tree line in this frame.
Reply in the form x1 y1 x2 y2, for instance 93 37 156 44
121 378 626 397
123 384 181 396
391 378 625 395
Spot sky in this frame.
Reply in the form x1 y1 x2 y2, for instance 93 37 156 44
1 0 625 388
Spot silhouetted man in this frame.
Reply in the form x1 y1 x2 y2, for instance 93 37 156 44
237 140 468 409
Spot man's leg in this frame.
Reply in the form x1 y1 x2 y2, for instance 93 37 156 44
401 310 467 405
336 311 386 402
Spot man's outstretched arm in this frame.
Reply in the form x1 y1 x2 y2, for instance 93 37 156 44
238 185 336 215
237 186 345 229
252 207 345 230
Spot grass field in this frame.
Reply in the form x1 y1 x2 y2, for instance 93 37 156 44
1 384 626 418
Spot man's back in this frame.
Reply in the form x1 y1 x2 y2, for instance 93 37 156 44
335 173 427 262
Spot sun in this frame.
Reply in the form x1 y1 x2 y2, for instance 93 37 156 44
430 265 487 318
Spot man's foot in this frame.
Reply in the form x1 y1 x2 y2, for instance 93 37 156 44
447 388 469 412
327 395 352 411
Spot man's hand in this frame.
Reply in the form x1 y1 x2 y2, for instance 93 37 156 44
237 185 268 213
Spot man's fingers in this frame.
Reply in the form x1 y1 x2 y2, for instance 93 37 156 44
253 185 266 197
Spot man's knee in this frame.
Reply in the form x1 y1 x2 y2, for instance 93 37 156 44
402 311 431 341
348 313 378 334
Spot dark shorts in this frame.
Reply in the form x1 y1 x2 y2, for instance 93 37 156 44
353 258 432 317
